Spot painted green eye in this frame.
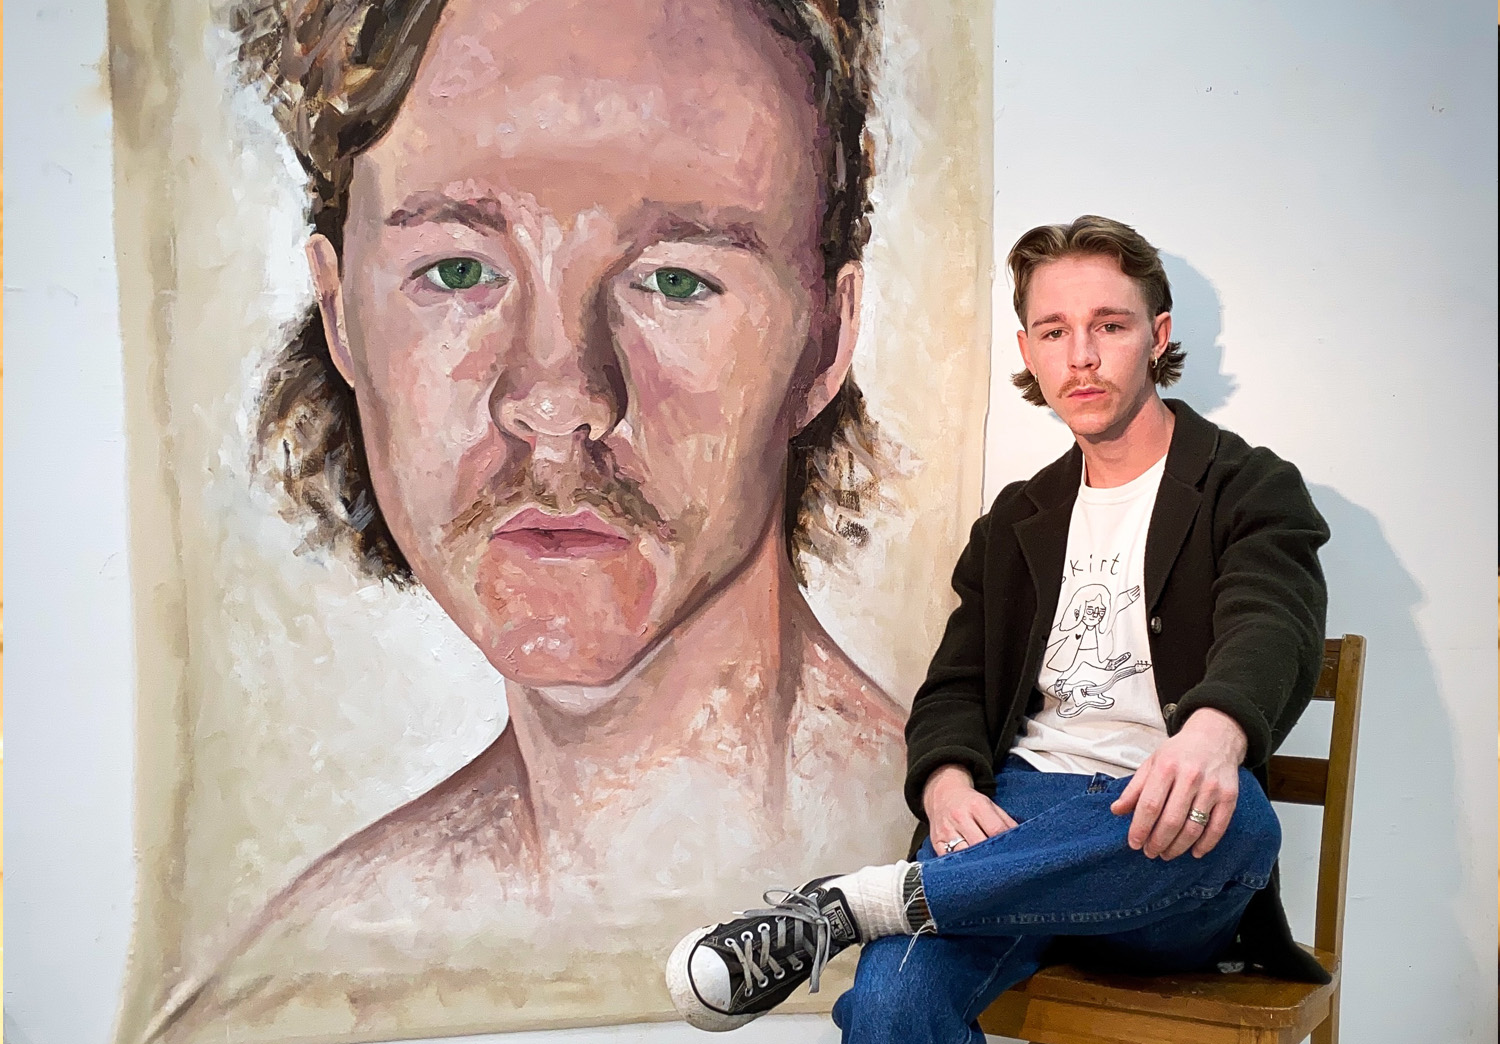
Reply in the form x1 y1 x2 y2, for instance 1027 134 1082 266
650 267 706 300
424 257 492 291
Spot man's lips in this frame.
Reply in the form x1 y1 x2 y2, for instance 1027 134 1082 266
1067 386 1108 399
491 507 632 559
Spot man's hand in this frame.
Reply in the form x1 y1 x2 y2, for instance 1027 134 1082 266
1111 707 1247 860
922 764 1017 854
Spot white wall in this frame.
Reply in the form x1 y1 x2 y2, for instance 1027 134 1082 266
4 2 1495 1044
4 1 137 1042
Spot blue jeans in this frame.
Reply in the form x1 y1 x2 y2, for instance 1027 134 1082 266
831 757 1280 1044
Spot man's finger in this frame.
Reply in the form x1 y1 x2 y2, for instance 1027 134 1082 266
931 826 963 856
1127 769 1174 850
1161 784 1216 861
932 814 965 851
1145 774 1200 858
935 812 977 854
1192 798 1236 858
956 808 989 843
1112 764 1148 815
972 800 1012 838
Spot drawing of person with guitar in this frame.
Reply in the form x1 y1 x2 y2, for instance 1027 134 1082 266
1043 583 1152 717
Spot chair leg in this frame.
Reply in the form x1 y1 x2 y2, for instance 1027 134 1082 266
1311 985 1339 1044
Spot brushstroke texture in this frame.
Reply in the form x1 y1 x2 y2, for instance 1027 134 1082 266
109 0 992 1039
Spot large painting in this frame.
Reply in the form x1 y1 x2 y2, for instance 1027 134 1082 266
110 0 992 1040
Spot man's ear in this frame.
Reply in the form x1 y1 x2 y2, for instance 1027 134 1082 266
1151 311 1173 360
792 262 863 434
307 234 356 385
1016 325 1034 375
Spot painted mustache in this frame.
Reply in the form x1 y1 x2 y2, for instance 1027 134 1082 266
441 443 665 551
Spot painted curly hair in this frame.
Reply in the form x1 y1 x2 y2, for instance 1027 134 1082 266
234 0 890 584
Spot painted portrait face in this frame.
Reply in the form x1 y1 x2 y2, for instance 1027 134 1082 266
1018 254 1169 439
311 0 858 688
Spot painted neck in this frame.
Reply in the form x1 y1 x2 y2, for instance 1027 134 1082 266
1077 393 1176 488
502 519 809 827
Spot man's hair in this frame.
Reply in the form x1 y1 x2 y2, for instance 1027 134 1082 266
234 0 886 584
1006 215 1185 407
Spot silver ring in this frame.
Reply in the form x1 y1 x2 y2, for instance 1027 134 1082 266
1188 808 1210 826
943 837 964 853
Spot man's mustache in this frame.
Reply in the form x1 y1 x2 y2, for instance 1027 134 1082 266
440 442 665 548
1060 376 1118 397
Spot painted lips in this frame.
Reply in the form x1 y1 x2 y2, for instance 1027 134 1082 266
492 506 632 559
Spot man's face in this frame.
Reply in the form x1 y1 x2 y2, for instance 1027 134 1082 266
313 0 852 688
1017 254 1169 440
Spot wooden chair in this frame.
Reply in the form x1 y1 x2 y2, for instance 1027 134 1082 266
978 635 1366 1044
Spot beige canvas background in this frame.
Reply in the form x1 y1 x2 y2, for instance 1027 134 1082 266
108 0 994 1040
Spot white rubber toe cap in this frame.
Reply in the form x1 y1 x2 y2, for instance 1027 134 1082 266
665 927 761 1032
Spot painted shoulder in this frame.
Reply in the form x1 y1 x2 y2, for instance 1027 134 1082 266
148 736 537 1041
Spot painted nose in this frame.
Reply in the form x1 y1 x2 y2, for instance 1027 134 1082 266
491 284 620 445
496 382 613 443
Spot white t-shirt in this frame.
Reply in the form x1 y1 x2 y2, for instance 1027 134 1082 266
1012 454 1169 777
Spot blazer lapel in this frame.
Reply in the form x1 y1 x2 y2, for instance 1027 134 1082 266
1015 447 1082 698
1016 503 1073 667
1144 400 1218 611
1144 476 1201 611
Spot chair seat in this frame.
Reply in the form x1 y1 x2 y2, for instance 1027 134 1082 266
978 949 1339 1041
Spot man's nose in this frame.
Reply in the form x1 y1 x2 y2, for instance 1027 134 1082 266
491 285 620 446
1067 327 1101 369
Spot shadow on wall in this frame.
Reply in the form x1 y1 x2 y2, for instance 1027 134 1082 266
1160 253 1237 415
1305 483 1477 1040
5 1012 36 1044
1157 254 1475 1034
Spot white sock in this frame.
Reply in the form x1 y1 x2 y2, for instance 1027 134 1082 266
827 860 916 940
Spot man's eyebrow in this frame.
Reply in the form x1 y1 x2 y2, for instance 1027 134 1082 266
385 193 508 233
1028 306 1138 329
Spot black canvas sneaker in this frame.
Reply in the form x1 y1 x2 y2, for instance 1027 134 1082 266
666 877 862 1031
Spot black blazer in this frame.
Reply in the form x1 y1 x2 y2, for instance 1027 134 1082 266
904 399 1332 983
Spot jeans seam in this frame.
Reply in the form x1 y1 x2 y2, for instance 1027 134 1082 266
955 936 1024 1043
943 879 1253 931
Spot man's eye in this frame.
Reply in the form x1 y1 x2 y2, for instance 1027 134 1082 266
421 257 503 291
1102 323 1121 333
642 267 716 301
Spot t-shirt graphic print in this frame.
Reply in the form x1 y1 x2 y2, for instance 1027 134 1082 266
1044 581 1149 716
1013 453 1169 778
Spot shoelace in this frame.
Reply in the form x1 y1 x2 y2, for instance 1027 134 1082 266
725 887 834 995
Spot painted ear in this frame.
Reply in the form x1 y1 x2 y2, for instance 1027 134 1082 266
792 262 863 434
307 235 356 386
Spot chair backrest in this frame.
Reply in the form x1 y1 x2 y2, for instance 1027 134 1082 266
1265 634 1366 960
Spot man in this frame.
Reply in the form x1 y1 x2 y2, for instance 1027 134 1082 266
668 215 1332 1040
153 0 912 1033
